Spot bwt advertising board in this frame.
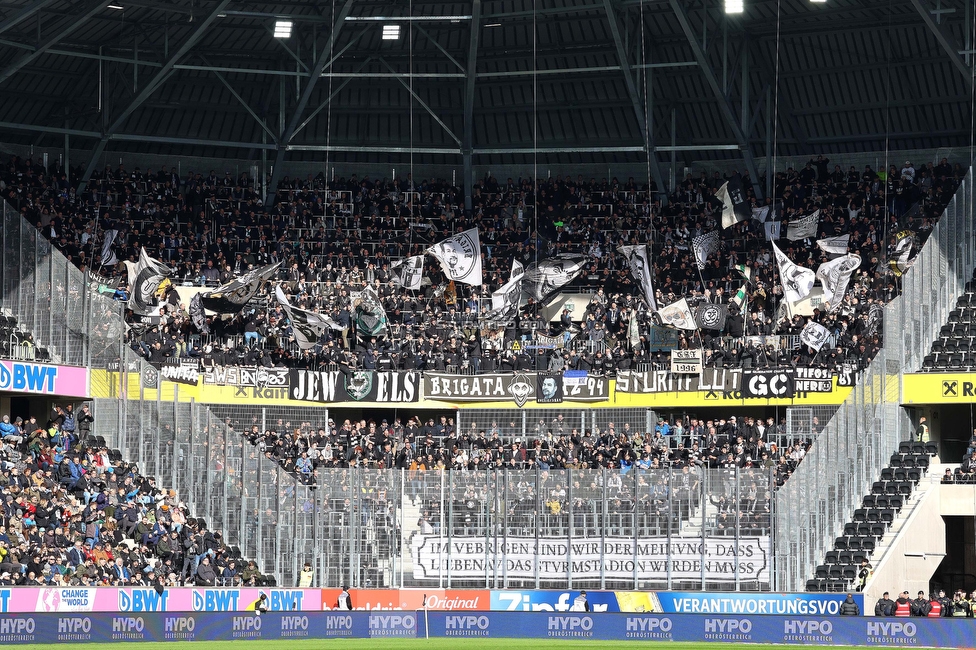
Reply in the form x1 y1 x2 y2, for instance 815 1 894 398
0 612 969 645
0 361 88 397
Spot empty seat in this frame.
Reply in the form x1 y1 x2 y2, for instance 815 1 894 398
834 537 850 550
842 566 857 580
881 467 896 480
907 468 922 484
856 523 873 537
866 509 882 523
889 455 904 468
898 482 913 496
916 456 930 470
911 443 926 455
925 442 939 456
860 538 876 552
897 441 913 454
887 495 904 510
870 523 887 538
862 495 878 508
853 508 869 522
807 579 826 592
825 550 840 565
884 482 900 495
844 522 859 537
893 468 908 482
837 551 854 565
828 565 844 579
872 481 887 494
815 565 830 579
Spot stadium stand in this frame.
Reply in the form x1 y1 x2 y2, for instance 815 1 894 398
0 155 963 377
0 405 276 588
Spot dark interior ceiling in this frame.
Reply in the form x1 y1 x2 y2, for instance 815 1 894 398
0 0 971 184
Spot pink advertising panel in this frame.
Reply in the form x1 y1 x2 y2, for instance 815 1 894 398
0 587 322 613
0 361 88 397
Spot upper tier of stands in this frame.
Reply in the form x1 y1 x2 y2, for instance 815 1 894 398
1 156 963 376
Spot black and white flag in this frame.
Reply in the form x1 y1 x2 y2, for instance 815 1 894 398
490 259 526 316
618 245 657 311
429 228 482 286
787 210 820 241
274 286 343 350
391 255 424 290
800 321 831 351
888 230 915 277
764 221 782 241
124 247 173 316
772 241 816 303
656 298 697 330
691 231 720 269
200 262 281 313
695 303 728 331
816 234 850 256
189 293 208 334
716 177 751 229
752 199 782 224
816 253 861 311
523 254 587 301
100 229 119 267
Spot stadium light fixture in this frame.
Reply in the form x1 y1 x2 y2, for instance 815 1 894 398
107 3 124 8
810 0 826 3
724 0 743 13
382 24 401 40
274 20 293 38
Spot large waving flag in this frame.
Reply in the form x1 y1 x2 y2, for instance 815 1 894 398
429 228 482 286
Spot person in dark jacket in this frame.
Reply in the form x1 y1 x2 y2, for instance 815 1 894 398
840 594 860 616
910 591 930 616
875 592 895 617
194 556 217 586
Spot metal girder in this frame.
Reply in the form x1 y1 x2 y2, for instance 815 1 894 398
265 0 355 206
463 0 481 212
0 0 110 86
602 0 667 198
415 25 465 72
79 0 233 189
292 58 374 139
0 0 57 38
667 0 763 200
476 62 696 78
379 58 461 146
909 0 974 92
204 59 278 143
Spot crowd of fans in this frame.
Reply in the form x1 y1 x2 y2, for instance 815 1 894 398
0 406 270 588
873 589 976 617
0 154 963 375
224 409 794 570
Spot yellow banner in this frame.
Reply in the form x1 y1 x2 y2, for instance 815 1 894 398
903 373 976 404
92 369 853 409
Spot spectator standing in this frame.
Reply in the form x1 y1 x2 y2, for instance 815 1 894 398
910 591 930 616
839 594 860 616
875 592 895 617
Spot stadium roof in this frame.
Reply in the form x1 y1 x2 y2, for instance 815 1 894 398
0 0 971 189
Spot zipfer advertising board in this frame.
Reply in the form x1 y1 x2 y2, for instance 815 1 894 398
0 611 970 646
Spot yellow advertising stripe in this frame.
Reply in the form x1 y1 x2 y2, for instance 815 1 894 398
902 372 976 404
91 370 852 409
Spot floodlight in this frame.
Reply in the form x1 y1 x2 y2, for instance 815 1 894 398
725 0 743 13
274 20 293 38
382 24 401 40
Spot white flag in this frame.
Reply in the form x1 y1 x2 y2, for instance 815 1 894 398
691 231 720 269
618 245 657 311
787 210 820 241
523 254 587 301
816 234 850 256
428 228 482 285
274 286 343 350
764 221 782 241
772 241 816 303
391 255 424 290
816 253 861 311
800 321 831 351
656 298 697 330
491 275 522 315
716 179 751 229
124 247 173 315
511 259 525 280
